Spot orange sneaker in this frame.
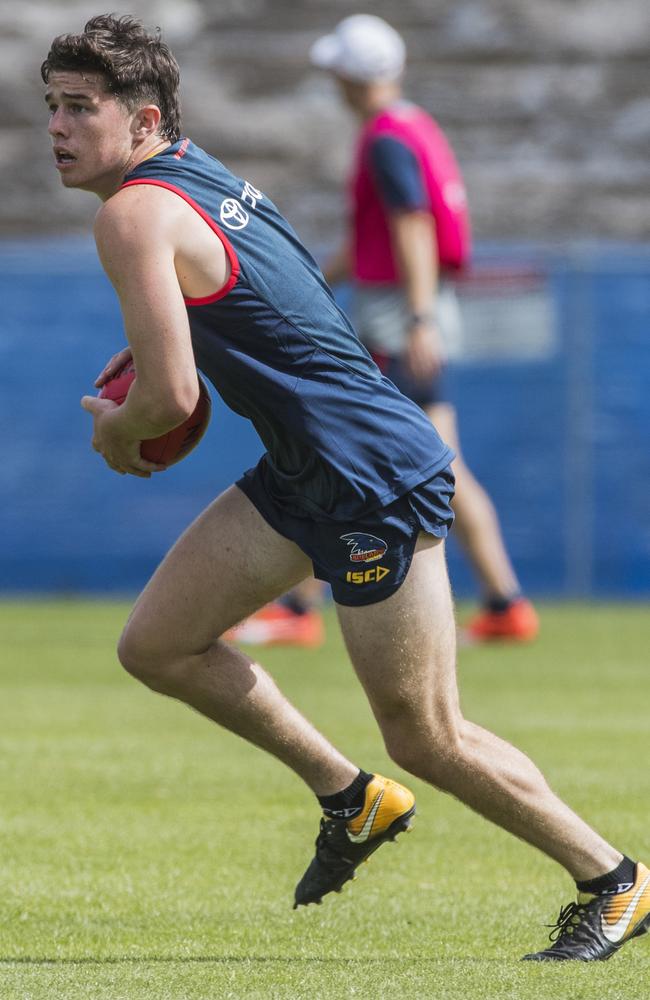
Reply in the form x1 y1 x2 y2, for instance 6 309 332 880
466 597 539 643
223 603 325 648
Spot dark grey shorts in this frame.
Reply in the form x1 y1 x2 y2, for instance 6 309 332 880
237 465 455 607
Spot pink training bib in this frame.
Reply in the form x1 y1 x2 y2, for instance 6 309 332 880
350 103 471 283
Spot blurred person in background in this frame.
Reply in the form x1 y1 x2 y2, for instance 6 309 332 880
229 15 539 648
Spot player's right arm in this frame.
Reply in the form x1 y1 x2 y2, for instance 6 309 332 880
369 135 444 380
388 209 444 380
81 185 202 476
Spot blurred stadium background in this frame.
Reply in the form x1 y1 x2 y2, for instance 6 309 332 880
1 0 649 599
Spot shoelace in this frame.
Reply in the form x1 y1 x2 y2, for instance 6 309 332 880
547 901 591 942
316 818 343 845
314 818 353 863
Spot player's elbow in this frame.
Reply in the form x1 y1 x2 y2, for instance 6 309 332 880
164 387 198 426
143 380 198 429
172 376 200 419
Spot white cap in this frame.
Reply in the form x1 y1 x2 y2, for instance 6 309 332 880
310 15 406 83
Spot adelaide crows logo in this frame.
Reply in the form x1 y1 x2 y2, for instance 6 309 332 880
340 532 388 563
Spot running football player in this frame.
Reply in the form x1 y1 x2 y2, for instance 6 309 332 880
43 14 649 960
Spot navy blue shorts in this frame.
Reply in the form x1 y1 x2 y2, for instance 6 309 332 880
371 351 448 409
236 465 455 607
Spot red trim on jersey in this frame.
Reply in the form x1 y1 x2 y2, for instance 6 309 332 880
174 137 190 159
119 178 240 304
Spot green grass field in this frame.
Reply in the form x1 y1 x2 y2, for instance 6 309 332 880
0 599 649 999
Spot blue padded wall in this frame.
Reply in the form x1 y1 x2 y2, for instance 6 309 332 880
1 239 648 596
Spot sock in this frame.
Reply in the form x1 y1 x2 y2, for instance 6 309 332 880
576 855 637 896
486 592 521 614
317 770 373 820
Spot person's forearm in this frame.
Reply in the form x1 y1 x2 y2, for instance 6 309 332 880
390 211 439 319
115 375 197 439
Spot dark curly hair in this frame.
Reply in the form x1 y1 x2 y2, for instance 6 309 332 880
41 14 181 142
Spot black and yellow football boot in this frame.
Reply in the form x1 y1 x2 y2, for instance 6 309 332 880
293 774 415 908
523 861 650 961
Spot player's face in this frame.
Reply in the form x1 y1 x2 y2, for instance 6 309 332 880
45 71 138 199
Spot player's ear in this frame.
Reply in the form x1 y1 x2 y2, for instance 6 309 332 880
133 104 161 140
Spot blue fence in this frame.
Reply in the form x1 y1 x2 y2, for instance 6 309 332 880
1 238 648 597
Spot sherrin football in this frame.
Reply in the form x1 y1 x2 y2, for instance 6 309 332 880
99 360 211 466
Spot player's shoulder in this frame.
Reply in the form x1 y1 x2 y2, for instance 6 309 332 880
96 181 176 227
94 183 179 254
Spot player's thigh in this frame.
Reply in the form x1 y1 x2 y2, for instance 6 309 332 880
335 535 459 726
124 484 312 656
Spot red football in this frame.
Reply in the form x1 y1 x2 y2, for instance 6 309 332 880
99 360 211 466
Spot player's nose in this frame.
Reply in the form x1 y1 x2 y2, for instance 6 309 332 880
48 108 68 138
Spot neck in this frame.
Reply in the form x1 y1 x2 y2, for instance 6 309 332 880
126 136 172 174
358 82 401 120
97 136 173 203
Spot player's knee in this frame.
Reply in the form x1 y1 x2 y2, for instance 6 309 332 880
117 621 174 691
382 718 465 789
384 738 426 778
388 741 464 792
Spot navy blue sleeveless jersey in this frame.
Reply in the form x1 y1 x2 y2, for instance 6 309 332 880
122 139 454 519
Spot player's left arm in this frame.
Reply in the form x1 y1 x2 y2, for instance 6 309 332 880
81 186 200 477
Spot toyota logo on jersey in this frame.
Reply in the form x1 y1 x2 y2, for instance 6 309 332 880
220 198 249 230
340 532 388 563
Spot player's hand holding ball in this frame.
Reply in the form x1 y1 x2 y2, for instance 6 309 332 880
94 345 135 389
82 353 211 477
80 391 163 478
